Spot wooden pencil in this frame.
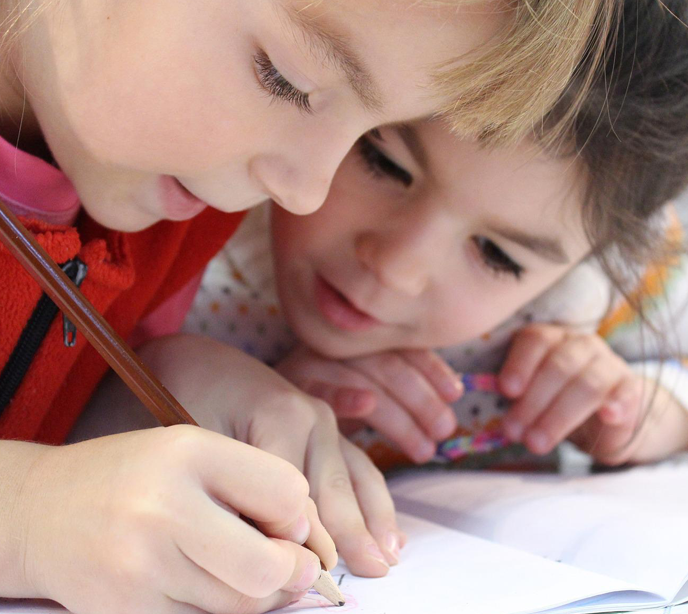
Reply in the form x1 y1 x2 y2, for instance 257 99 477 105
0 198 344 607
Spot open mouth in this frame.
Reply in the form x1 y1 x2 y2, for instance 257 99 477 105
314 275 381 332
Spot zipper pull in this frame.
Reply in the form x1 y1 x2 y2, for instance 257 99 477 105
61 258 89 348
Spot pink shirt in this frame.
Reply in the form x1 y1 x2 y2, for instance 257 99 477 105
0 136 199 345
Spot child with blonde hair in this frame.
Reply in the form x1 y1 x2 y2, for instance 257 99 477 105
0 0 618 612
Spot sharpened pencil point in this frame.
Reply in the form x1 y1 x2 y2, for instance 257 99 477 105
312 568 346 607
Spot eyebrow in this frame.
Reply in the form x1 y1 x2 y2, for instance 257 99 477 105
279 5 384 112
487 224 570 264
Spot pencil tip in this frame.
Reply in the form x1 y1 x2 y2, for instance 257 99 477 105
338 602 345 607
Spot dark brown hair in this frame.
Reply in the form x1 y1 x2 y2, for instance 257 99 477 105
547 0 688 300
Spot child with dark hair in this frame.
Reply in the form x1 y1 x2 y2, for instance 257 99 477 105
179 0 688 478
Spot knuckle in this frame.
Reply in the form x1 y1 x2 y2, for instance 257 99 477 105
377 352 405 374
545 352 578 378
521 323 557 342
157 424 204 462
111 542 156 588
245 550 291 598
271 468 311 516
230 595 266 614
577 370 609 397
358 455 387 488
326 470 355 496
311 398 338 426
278 391 320 429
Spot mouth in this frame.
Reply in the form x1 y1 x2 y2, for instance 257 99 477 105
159 176 209 221
314 275 382 332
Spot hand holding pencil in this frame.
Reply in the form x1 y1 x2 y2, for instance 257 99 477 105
0 201 346 612
11 428 333 614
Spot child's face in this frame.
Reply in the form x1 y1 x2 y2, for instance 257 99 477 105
271 121 592 359
15 0 506 231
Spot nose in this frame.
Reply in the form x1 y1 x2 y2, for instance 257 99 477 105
355 208 450 297
249 125 360 216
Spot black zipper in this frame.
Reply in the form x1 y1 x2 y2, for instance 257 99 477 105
0 258 88 415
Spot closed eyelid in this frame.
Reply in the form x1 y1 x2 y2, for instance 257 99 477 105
487 225 569 264
277 5 384 113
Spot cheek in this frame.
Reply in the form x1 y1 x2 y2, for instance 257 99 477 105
53 5 262 173
423 280 544 347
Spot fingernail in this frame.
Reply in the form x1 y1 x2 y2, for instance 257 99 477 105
413 439 437 463
293 514 311 545
366 542 390 568
502 375 522 396
432 412 456 440
289 592 308 606
295 561 320 591
503 418 524 442
441 377 464 401
385 532 400 565
526 429 550 455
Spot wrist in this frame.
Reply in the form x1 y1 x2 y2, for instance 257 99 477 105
0 441 53 597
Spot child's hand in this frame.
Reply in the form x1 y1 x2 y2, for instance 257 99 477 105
7 429 329 614
498 323 667 463
141 335 402 577
277 345 463 464
567 379 688 465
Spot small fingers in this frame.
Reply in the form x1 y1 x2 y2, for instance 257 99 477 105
175 493 317 599
523 354 627 454
598 376 644 426
166 546 305 614
499 324 567 398
349 353 457 442
340 437 401 566
303 498 338 572
306 419 391 578
572 376 645 465
503 333 601 442
305 381 377 418
363 397 437 463
397 349 464 402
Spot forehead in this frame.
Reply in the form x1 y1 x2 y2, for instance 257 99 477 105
280 0 511 118
419 121 589 243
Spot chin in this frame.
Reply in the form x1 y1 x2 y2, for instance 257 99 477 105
81 202 160 232
293 319 380 360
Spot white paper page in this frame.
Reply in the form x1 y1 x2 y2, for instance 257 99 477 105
390 464 688 599
277 513 653 614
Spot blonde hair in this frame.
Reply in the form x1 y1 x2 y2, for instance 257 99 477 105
434 0 618 145
4 0 616 148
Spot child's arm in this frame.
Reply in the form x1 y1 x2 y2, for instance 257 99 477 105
499 323 688 464
277 345 463 463
95 334 401 577
0 428 332 614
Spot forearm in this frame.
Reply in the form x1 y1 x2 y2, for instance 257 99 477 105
0 440 51 597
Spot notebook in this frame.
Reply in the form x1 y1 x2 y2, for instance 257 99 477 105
278 461 688 614
2 462 688 614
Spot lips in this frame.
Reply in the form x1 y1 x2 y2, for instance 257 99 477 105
314 275 381 332
159 176 209 221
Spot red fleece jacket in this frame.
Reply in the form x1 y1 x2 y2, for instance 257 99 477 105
0 208 244 444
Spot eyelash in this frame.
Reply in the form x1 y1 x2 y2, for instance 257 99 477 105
472 236 525 280
357 133 413 187
254 50 312 114
356 135 524 280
